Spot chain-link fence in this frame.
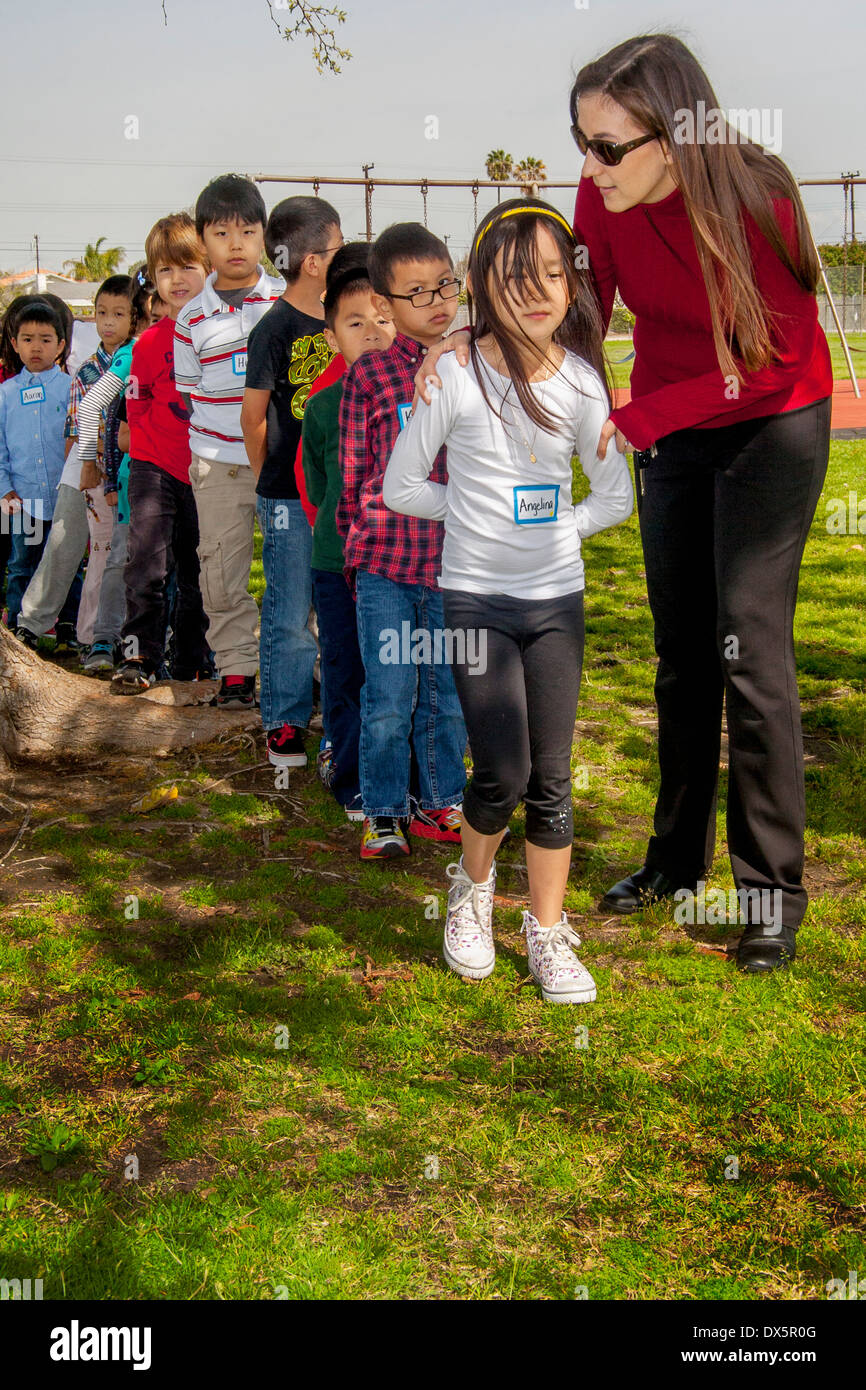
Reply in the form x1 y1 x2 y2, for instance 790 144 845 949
818 263 864 334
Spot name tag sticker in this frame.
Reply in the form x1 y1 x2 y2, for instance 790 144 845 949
232 351 247 375
20 384 45 405
513 484 559 524
397 402 413 430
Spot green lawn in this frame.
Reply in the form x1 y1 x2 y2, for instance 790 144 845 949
605 332 866 392
0 443 863 1300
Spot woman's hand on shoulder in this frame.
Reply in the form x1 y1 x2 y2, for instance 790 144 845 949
412 330 471 410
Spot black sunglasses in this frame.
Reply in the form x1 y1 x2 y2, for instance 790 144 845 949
571 125 658 167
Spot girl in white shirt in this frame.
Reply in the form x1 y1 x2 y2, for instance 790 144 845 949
383 199 632 1004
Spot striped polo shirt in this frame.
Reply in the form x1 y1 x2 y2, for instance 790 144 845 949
173 266 283 466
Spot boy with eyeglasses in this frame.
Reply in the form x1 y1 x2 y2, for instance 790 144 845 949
241 196 341 766
335 222 467 860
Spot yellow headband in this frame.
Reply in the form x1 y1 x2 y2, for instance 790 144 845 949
474 205 575 254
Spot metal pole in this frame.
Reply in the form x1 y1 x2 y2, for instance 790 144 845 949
362 163 374 242
817 254 860 397
34 233 40 273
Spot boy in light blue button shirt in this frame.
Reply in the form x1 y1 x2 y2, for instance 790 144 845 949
0 300 73 630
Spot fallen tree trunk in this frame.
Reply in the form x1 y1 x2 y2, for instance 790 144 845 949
0 627 258 765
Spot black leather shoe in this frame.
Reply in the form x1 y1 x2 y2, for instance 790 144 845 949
600 865 695 915
736 924 796 973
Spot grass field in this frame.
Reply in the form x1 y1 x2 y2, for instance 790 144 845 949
0 441 863 1301
605 332 866 392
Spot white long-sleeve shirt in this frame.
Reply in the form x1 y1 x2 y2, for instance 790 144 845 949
383 348 633 600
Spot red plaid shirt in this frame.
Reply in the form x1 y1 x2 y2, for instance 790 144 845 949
336 332 447 588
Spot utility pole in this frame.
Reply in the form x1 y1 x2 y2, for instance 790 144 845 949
362 163 374 242
33 233 40 273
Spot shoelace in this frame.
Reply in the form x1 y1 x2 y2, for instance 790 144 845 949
445 862 494 939
523 917 584 974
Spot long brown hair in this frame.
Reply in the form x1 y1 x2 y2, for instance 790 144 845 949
468 197 609 432
571 34 820 382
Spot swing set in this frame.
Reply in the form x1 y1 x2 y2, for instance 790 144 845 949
254 168 863 394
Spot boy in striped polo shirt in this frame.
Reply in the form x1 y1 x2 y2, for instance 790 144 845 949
174 174 283 708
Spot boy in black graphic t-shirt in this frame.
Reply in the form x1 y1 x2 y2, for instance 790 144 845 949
242 197 343 768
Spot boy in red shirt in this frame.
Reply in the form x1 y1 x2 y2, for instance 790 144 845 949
113 214 212 691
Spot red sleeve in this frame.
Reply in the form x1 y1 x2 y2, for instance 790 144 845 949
126 327 157 446
612 200 826 449
574 177 617 332
294 353 346 525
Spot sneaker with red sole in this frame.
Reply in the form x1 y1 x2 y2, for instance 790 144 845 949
360 816 410 859
211 674 257 708
408 801 462 843
267 724 307 768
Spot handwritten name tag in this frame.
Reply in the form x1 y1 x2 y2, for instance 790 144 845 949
231 351 247 375
20 384 45 405
513 484 559 524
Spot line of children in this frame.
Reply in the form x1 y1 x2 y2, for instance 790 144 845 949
0 181 627 1006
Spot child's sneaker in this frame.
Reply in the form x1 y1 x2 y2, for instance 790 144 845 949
53 622 79 655
360 816 410 860
111 660 167 695
14 625 39 650
316 738 334 788
443 856 496 980
343 794 364 823
212 674 257 708
408 800 462 843
521 911 597 1004
267 724 307 768
81 641 115 676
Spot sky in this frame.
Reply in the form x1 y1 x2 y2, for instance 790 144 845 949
0 0 863 274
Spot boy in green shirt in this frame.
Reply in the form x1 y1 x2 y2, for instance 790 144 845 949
302 252 395 819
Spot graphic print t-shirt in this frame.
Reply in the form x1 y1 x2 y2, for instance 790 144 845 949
245 299 334 498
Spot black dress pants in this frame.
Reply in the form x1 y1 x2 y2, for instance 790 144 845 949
637 398 831 929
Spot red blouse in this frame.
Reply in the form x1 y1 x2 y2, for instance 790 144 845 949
573 177 832 450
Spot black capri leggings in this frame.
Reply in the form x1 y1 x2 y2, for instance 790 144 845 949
442 588 585 848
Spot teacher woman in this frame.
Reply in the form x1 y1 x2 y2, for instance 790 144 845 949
418 33 832 973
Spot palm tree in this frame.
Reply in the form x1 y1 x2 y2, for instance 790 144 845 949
513 157 548 197
63 238 125 282
485 149 514 204
485 149 514 182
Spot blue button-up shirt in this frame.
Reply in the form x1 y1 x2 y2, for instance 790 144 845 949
0 365 72 521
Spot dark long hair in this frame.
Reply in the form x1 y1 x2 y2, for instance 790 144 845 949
1 292 74 374
571 34 820 382
468 198 608 432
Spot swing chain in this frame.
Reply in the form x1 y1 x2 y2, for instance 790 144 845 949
472 181 480 228
421 179 429 228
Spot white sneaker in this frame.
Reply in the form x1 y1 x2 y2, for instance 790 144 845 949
521 911 597 1004
442 857 496 980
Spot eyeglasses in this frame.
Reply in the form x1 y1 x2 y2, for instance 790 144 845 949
386 279 462 308
571 125 658 167
316 239 345 257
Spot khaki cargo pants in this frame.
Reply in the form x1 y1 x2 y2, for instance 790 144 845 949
188 455 259 677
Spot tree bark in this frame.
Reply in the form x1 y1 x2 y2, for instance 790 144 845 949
0 627 258 762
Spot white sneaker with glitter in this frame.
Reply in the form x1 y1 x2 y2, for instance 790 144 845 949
521 911 597 1003
443 857 496 980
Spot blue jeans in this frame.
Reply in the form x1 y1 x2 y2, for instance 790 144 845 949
256 497 317 732
312 568 364 807
355 568 467 818
7 517 82 633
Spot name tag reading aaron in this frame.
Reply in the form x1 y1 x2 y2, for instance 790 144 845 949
513 484 560 524
231 351 247 375
20 384 46 406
